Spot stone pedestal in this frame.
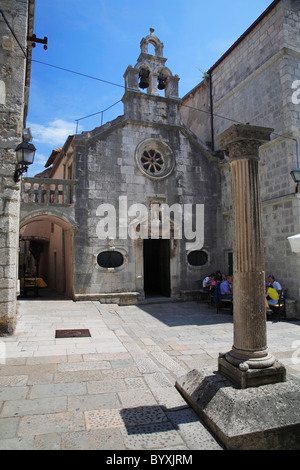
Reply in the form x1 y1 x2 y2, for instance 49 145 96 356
176 368 300 450
216 124 286 387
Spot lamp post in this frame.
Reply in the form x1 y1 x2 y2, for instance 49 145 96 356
14 141 36 182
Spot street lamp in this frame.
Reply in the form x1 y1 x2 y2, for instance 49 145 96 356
290 168 300 193
14 141 36 182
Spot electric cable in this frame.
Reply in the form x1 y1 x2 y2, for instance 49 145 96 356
32 58 298 152
32 59 125 89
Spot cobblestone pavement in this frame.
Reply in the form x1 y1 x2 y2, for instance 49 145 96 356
0 298 299 450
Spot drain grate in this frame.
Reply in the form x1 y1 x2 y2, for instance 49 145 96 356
55 329 91 338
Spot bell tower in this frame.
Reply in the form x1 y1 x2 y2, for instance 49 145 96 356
122 29 181 124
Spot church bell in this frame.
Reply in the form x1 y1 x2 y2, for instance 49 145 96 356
157 74 166 90
139 69 150 89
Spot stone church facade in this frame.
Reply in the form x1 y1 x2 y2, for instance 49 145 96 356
59 29 222 304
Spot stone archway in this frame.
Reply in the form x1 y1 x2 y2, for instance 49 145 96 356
19 213 74 299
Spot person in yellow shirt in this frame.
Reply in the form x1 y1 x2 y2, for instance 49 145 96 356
265 283 279 306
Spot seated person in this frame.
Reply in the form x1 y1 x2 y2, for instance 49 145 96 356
215 270 225 282
209 273 216 288
202 273 215 291
266 283 279 306
202 276 210 290
267 275 282 295
220 275 233 300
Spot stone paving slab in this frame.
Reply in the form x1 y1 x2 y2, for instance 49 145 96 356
1 396 67 418
29 382 87 399
68 393 121 412
0 299 299 450
85 405 168 430
61 428 126 451
18 410 86 436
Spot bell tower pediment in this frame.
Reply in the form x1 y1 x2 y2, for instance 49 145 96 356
122 29 181 125
123 28 180 99
140 28 164 58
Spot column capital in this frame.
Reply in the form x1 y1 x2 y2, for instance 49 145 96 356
217 124 274 160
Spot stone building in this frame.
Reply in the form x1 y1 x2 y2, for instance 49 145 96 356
20 29 221 304
0 0 35 333
181 0 300 312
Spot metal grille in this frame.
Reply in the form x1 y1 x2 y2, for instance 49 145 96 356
55 329 91 338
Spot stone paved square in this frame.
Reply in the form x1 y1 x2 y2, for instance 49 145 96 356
0 299 299 450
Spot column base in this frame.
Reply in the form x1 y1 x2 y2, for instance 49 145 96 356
224 345 276 369
218 354 286 389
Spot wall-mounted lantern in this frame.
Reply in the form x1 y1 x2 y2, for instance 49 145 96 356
290 168 300 193
14 141 36 182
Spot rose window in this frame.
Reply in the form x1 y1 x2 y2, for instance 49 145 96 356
135 139 175 180
141 150 164 175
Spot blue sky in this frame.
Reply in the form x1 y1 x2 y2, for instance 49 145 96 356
27 0 274 176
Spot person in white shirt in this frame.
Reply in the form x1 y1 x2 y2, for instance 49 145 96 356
203 274 216 290
267 275 282 295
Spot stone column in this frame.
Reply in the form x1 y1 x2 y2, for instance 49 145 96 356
217 124 286 388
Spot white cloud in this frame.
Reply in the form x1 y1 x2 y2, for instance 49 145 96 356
34 152 48 166
28 119 78 147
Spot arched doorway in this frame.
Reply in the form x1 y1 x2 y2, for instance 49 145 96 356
19 214 74 299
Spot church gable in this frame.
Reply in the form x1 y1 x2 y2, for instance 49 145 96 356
70 29 220 303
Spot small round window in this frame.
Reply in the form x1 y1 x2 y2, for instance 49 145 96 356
97 251 124 268
135 139 175 180
187 250 208 267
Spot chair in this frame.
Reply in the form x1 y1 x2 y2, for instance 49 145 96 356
197 280 210 304
207 286 215 308
269 289 287 322
21 274 38 298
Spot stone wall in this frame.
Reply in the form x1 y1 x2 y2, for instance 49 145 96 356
181 0 300 310
0 0 34 333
